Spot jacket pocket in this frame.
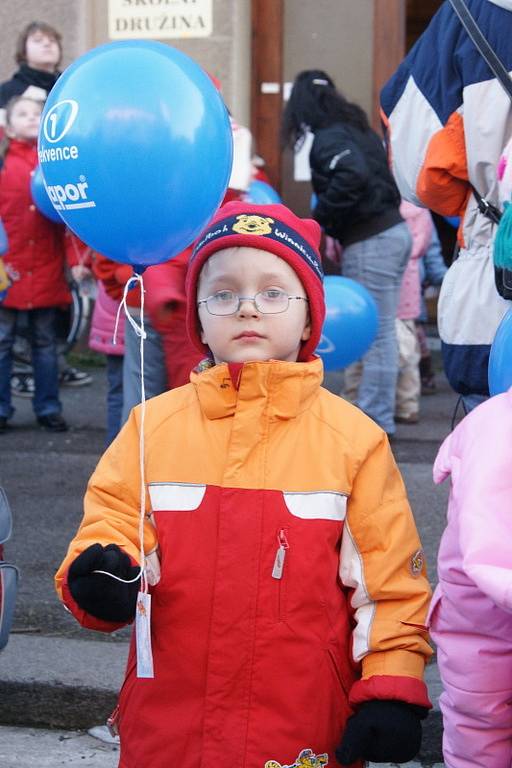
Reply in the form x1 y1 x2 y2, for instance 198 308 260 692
326 646 350 703
148 482 206 511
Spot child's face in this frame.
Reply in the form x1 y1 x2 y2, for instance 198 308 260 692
25 30 60 71
197 247 311 364
7 99 42 142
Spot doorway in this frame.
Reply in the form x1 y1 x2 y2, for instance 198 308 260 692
406 0 444 50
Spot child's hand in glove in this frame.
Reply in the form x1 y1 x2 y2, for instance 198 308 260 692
336 699 426 765
68 543 140 623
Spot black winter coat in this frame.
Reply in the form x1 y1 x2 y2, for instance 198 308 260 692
0 64 60 109
310 122 402 247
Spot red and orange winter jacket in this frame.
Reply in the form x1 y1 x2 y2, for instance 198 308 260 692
56 358 432 768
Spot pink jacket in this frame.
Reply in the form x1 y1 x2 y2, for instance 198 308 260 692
397 201 433 320
429 388 512 765
432 387 512 619
89 281 125 356
431 391 512 661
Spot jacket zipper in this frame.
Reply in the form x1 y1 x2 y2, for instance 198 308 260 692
272 529 289 622
272 528 289 579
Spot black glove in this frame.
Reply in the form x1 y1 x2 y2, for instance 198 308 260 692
336 700 426 765
68 543 140 623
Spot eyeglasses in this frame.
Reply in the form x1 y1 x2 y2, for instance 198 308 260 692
197 289 309 316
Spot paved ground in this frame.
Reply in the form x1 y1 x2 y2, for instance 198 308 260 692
0 352 457 766
0 726 446 768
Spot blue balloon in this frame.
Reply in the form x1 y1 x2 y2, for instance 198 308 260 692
0 218 7 255
317 276 379 371
38 41 233 269
245 180 282 205
31 166 63 223
488 308 512 395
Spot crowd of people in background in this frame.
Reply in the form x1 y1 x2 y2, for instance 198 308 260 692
0 20 453 445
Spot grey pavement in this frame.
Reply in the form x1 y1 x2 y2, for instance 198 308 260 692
0 353 457 765
0 726 445 768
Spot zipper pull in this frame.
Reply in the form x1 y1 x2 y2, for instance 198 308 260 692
272 529 289 580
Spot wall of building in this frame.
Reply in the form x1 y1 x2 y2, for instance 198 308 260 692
0 0 88 81
0 0 251 126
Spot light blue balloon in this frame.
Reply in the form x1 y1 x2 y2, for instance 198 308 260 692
0 218 7 255
31 166 63 223
38 40 233 269
246 180 282 205
488 308 512 395
316 276 379 371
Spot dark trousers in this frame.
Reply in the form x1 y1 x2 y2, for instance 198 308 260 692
0 307 62 419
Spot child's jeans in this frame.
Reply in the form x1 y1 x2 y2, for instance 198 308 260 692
0 306 62 419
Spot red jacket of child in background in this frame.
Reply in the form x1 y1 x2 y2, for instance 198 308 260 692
143 246 202 388
93 250 202 389
0 139 79 309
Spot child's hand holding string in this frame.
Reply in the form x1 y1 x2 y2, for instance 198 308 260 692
68 543 141 623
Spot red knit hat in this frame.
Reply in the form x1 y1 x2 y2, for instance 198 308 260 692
186 201 325 361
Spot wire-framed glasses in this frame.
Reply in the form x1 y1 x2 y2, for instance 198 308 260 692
197 289 309 316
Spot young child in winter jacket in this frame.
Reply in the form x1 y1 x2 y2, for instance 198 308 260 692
430 387 512 768
0 96 74 433
395 201 433 424
55 201 432 768
88 279 125 446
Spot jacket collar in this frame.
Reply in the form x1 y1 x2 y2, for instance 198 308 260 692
191 358 323 420
15 64 60 92
6 138 37 161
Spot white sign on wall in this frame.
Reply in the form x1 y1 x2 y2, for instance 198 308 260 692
108 0 212 40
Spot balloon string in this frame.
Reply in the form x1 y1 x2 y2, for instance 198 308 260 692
113 276 147 345
95 273 147 591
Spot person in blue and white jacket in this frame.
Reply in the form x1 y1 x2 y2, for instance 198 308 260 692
381 0 512 408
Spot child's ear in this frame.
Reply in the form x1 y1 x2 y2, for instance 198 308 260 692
301 315 312 341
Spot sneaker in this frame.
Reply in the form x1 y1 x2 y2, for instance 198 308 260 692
0 416 8 434
60 366 93 387
37 413 69 432
11 373 35 398
395 413 420 424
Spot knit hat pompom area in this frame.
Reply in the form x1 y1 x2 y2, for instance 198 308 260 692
185 201 325 362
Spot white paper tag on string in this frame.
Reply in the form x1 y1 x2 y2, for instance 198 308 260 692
135 591 154 679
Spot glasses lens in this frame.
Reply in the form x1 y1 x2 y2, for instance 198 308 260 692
207 291 239 315
255 289 289 313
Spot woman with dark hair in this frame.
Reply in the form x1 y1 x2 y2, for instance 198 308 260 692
0 21 62 126
282 70 411 437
